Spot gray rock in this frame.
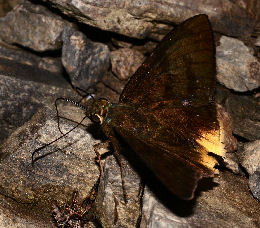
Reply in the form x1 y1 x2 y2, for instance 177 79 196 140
141 172 260 227
102 72 126 96
41 0 256 38
237 140 260 175
96 80 121 103
0 1 68 51
255 36 260 47
249 170 260 201
216 104 238 173
95 155 142 228
0 193 55 227
0 0 20 17
225 94 260 140
0 105 100 226
141 187 189 228
216 36 260 92
111 48 144 80
0 44 63 75
0 73 102 226
62 26 110 90
224 152 240 174
0 71 70 143
111 38 133 48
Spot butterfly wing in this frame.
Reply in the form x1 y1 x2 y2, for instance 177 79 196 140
120 14 215 108
105 14 225 200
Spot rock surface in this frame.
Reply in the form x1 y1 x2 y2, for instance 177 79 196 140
237 140 260 175
0 44 63 75
141 172 260 227
62 26 110 90
41 0 258 38
216 36 260 92
0 73 101 226
0 1 259 227
0 70 69 143
225 94 260 141
249 170 260 201
111 48 144 80
0 0 20 17
0 1 68 51
95 155 142 228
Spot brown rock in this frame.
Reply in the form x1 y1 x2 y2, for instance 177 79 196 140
225 94 260 141
237 140 260 175
61 25 110 90
41 0 257 38
0 1 68 51
95 155 142 228
141 172 260 227
216 36 260 92
111 48 145 80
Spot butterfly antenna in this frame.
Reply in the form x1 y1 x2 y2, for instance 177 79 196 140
55 97 94 135
55 97 89 112
31 114 88 166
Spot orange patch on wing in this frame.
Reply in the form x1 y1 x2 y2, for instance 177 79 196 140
196 118 226 173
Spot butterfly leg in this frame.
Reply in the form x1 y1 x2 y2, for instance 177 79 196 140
94 141 110 176
101 127 128 203
110 137 128 203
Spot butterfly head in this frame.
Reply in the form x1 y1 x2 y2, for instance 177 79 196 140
88 98 111 125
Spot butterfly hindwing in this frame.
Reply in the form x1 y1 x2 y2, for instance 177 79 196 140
113 122 209 200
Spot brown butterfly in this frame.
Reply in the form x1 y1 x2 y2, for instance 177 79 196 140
48 14 225 201
87 14 226 200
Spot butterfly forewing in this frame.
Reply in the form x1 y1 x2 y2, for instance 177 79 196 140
120 14 215 108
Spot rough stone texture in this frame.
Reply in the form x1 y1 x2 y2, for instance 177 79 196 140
255 36 260 47
0 192 55 227
62 26 110 90
216 36 260 92
111 48 145 80
141 172 260 227
0 80 102 225
217 104 239 173
0 0 20 17
249 170 260 201
237 140 260 201
133 41 158 55
0 63 70 143
0 1 68 51
41 0 258 39
102 72 126 95
217 105 238 152
95 155 142 228
111 38 133 49
96 81 121 104
0 105 100 225
0 44 63 75
0 70 101 226
237 140 260 175
224 152 240 174
225 94 260 141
